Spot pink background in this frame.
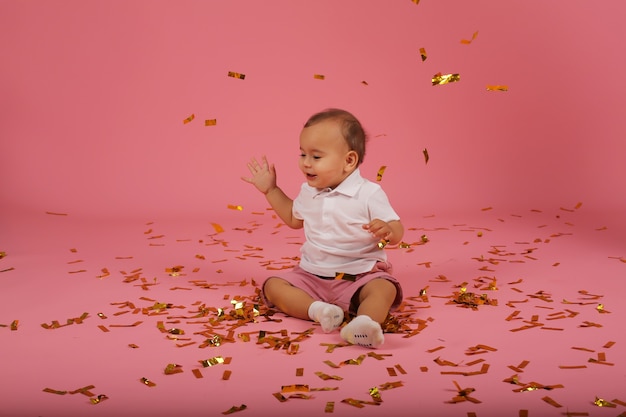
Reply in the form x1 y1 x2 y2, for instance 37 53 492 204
3 0 625 218
2 1 626 417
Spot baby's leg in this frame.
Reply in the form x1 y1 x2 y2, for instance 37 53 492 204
340 278 397 348
263 277 314 320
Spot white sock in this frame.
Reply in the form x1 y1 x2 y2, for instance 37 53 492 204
340 315 384 348
307 301 344 333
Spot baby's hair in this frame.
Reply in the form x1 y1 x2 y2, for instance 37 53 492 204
304 108 367 165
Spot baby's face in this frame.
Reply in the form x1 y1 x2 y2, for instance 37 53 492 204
298 119 355 190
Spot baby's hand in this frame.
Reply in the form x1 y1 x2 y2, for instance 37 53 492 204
241 156 277 195
363 219 392 242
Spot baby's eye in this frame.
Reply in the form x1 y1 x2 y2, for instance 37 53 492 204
313 155 321 160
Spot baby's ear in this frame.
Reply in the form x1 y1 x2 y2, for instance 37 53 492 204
346 150 359 168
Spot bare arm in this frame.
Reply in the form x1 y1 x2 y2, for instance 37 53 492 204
241 156 304 229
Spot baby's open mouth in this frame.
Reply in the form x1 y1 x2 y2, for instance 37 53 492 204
306 173 317 179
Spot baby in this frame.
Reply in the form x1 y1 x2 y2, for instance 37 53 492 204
242 108 404 348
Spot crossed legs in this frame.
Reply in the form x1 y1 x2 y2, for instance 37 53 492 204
263 276 397 348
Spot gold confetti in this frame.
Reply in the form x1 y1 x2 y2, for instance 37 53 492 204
313 74 325 80
376 165 387 181
432 72 460 86
0 251 6 259
411 0 420 4
222 404 247 414
460 31 479 44
423 148 429 164
140 377 156 387
378 239 390 249
211 223 225 233
10 320 18 331
594 397 617 407
228 204 243 211
200 356 225 367
43 388 67 395
164 363 183 375
45 211 68 216
486 85 508 91
166 265 184 276
542 396 562 408
183 114 195 124
89 394 108 404
227 71 245 80
205 119 217 126
419 47 427 61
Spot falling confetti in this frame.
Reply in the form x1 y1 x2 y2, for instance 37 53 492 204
460 31 479 44
486 85 509 91
227 71 245 80
419 47 427 61
432 73 460 86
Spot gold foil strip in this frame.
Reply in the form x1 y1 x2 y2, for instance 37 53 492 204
164 363 183 375
140 377 156 387
325 401 334 412
486 84 509 91
227 71 245 80
222 370 232 380
10 320 18 331
228 204 243 211
315 371 343 381
313 74 325 80
369 387 382 403
205 119 217 126
281 384 310 393
432 72 460 86
411 0 420 4
183 114 195 124
192 369 203 378
90 394 108 404
211 223 225 233
594 397 617 407
542 396 562 408
341 398 366 408
423 148 429 164
70 385 96 396
460 31 479 44
200 356 225 367
376 165 386 181
43 388 68 395
296 368 304 376
222 404 247 414
419 47 427 62
45 211 68 216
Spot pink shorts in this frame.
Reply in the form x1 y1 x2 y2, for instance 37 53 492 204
260 261 403 315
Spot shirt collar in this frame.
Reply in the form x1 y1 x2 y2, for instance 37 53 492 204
313 168 363 197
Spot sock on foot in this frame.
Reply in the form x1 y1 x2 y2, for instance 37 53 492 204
307 301 344 333
340 315 384 348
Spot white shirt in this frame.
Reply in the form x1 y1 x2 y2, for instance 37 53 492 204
293 168 400 276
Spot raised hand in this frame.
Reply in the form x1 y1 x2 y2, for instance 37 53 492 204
241 156 277 195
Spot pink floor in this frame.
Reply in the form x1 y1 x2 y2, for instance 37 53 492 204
2 204 625 417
